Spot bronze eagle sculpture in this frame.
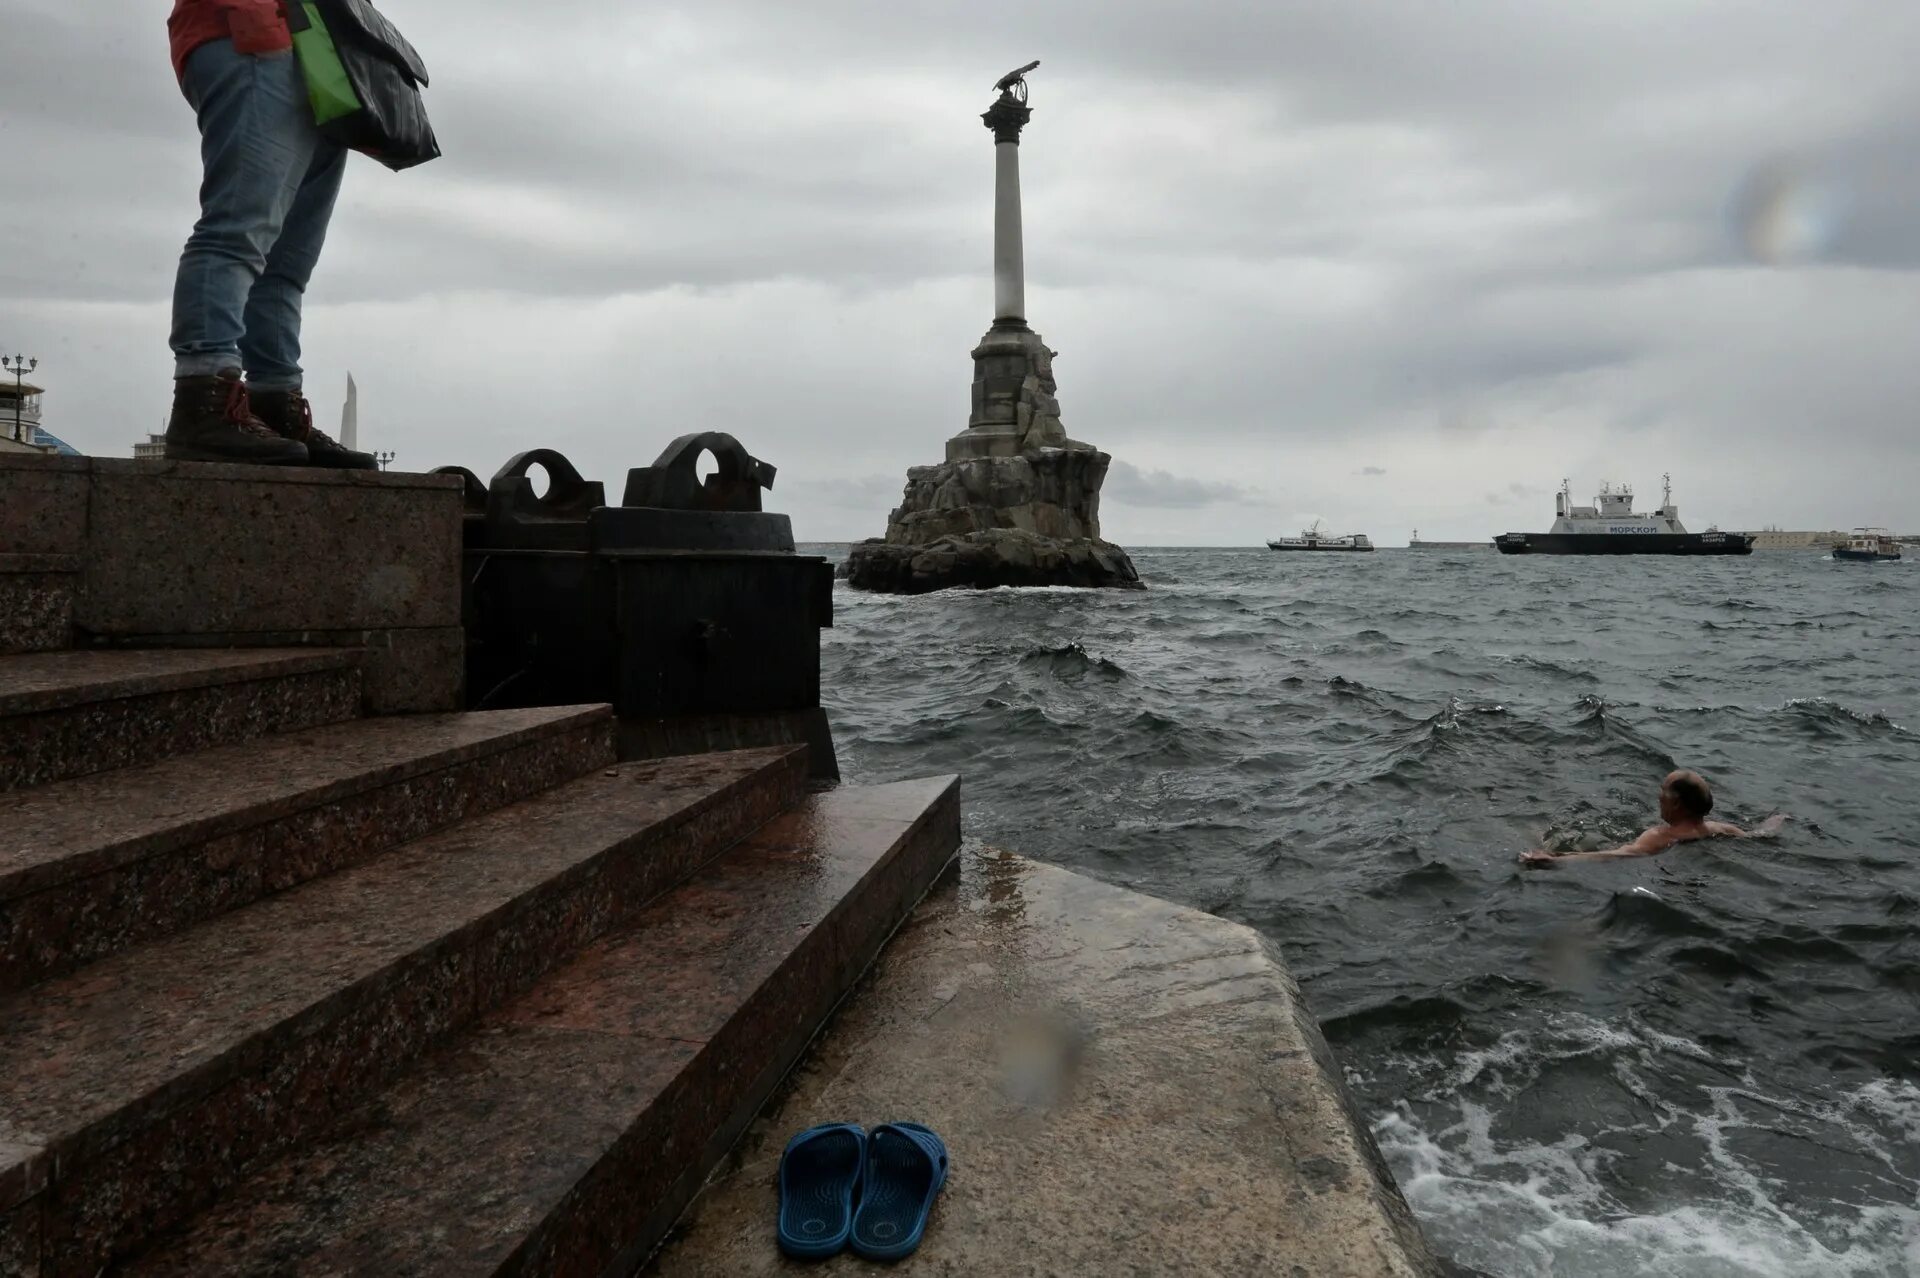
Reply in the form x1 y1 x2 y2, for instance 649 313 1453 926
994 61 1040 94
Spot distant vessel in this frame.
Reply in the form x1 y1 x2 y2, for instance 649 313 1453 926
1833 528 1901 563
1495 476 1753 556
1408 530 1493 551
1268 521 1374 552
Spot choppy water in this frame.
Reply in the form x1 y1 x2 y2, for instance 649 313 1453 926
814 546 1920 1277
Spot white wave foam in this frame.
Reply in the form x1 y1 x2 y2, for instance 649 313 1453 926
1780 696 1910 734
1373 1014 1920 1277
1378 1102 1920 1277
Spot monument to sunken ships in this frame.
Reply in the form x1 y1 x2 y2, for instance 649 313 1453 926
846 63 1141 593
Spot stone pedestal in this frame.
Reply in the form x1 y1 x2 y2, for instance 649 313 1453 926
847 325 1140 594
0 452 464 712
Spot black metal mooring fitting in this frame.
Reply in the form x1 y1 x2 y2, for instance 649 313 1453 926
489 449 606 520
621 432 777 514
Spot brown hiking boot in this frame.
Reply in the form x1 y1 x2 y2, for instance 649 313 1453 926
249 388 379 471
165 371 309 465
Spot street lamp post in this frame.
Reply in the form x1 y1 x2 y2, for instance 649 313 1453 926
3 354 37 444
374 450 396 471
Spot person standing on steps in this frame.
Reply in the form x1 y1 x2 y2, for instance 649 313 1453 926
165 0 376 468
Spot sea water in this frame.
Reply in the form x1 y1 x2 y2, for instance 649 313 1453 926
814 546 1920 1277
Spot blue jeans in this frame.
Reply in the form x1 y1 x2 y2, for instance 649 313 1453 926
170 39 346 390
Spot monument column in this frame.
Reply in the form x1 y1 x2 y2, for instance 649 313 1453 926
983 93 1032 330
842 62 1140 594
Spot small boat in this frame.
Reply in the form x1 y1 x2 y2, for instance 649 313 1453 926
1268 521 1374 552
1833 527 1901 562
1496 475 1753 555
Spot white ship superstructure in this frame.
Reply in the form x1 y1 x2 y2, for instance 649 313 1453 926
1548 475 1687 537
1833 528 1901 562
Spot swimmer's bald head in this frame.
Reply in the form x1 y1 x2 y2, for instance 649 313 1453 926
1661 770 1713 821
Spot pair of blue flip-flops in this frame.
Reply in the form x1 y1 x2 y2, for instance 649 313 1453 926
776 1121 948 1262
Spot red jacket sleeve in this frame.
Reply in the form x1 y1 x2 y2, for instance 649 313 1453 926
219 0 292 56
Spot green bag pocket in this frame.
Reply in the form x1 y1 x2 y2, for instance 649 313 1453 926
289 2 362 126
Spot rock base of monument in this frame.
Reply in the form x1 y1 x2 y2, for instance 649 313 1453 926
845 527 1140 594
848 323 1141 595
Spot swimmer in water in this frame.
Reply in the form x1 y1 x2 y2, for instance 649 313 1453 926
1521 770 1787 866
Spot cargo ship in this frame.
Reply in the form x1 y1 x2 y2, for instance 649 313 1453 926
1495 476 1753 555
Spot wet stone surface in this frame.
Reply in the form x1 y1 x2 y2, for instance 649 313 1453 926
0 651 364 793
0 750 807 1275
0 706 614 989
118 775 958 1278
649 846 1440 1277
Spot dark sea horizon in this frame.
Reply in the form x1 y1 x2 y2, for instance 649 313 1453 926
809 544 1920 1277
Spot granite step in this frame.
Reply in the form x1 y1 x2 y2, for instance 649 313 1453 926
0 555 79 655
0 648 364 793
120 774 962 1278
0 705 616 991
0 746 809 1278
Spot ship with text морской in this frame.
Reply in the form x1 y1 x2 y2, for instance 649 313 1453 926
845 64 1140 594
1496 475 1754 555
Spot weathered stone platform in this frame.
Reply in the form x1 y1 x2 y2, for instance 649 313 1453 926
649 846 1440 1276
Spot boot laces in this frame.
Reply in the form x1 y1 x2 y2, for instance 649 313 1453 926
292 393 345 449
221 378 281 440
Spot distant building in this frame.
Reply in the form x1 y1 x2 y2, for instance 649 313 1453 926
135 431 168 460
0 380 84 457
1733 529 1848 551
1408 530 1494 550
30 426 83 457
0 377 46 451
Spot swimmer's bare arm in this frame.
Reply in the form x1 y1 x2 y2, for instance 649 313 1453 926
1704 815 1789 838
1520 827 1674 865
1521 814 1788 865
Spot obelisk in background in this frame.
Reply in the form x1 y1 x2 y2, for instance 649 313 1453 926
339 373 359 452
846 63 1140 593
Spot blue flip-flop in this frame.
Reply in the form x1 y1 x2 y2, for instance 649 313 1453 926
850 1122 949 1262
777 1122 866 1259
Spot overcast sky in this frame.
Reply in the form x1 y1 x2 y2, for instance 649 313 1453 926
5 1 1918 542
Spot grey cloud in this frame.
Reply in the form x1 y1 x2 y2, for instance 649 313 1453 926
806 474 910 510
1104 461 1259 509
5 0 1920 540
1357 466 1388 477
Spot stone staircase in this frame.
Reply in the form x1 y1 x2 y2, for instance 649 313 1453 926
0 455 960 1276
